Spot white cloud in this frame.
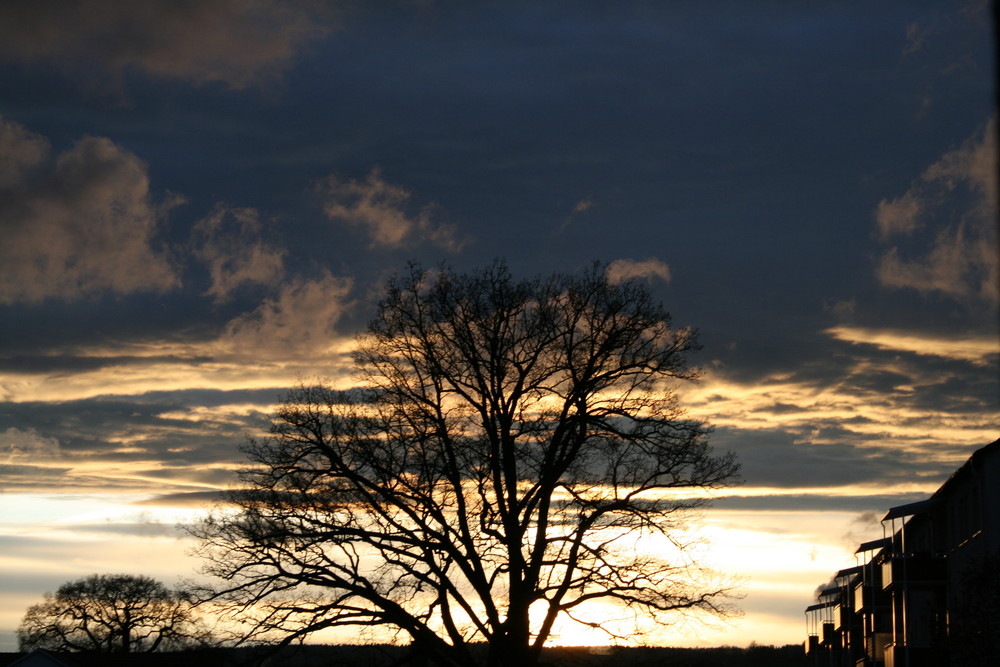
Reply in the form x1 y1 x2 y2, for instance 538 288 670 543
319 168 466 251
191 205 286 302
220 272 354 359
0 1 331 89
874 119 998 303
606 258 671 284
0 118 180 304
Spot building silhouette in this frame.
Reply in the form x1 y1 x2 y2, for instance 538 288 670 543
805 438 1000 667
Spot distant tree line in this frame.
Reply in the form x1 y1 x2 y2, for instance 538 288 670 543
17 574 213 653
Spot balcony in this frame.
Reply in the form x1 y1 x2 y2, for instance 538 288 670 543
865 632 891 663
880 554 946 590
883 644 948 667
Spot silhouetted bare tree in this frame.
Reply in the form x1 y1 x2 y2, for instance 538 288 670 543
18 574 213 653
193 261 741 667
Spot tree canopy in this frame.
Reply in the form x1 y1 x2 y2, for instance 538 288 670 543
18 574 212 653
193 261 741 667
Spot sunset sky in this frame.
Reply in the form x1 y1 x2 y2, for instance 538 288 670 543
0 0 997 652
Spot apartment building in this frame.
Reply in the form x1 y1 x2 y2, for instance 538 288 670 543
804 438 1000 667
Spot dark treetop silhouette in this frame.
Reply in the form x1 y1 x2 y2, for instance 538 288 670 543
192 261 741 667
18 574 212 653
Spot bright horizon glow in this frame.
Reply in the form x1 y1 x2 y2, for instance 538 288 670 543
0 491 884 651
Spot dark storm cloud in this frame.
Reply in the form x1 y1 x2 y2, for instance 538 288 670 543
0 0 333 90
132 387 290 409
708 428 954 491
0 354 214 375
0 0 992 525
0 2 987 350
0 390 276 469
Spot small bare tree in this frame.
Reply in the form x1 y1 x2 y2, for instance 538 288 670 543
18 574 212 653
193 261 740 667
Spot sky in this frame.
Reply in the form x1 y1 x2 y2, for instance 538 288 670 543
0 0 997 652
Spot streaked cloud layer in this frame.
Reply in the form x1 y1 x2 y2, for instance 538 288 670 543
825 326 998 365
0 0 995 652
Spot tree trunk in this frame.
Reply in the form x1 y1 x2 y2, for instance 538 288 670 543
488 593 535 667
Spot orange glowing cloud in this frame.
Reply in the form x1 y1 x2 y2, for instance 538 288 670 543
0 118 180 304
825 326 998 365
319 169 467 251
875 119 998 303
191 205 287 303
606 258 671 284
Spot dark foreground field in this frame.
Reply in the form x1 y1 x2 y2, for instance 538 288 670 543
245 644 807 666
543 644 806 666
4 643 806 666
